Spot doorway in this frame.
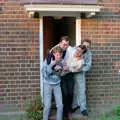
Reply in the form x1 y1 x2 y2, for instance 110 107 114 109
43 16 76 58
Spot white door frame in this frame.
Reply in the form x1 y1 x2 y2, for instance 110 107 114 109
39 15 81 99
76 16 81 46
39 17 44 99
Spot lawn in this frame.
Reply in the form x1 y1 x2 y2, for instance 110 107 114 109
97 106 120 120
0 114 28 120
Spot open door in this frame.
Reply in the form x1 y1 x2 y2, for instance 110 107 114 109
43 16 76 58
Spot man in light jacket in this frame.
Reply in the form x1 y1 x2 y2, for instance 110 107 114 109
72 39 92 116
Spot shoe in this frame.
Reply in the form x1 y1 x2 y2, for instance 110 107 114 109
63 116 67 120
66 112 72 120
81 110 88 116
71 106 80 113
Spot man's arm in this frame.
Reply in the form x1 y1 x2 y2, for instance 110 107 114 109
49 44 59 53
41 59 56 79
69 59 84 72
81 51 92 72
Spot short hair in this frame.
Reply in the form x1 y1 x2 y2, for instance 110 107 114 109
78 44 87 54
60 36 70 43
82 39 91 45
52 46 63 54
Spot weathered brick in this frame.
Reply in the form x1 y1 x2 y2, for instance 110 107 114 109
0 0 120 115
0 0 40 110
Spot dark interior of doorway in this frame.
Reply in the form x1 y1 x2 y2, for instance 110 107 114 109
43 16 76 58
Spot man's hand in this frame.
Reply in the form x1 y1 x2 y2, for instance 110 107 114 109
72 66 82 72
54 65 62 71
63 66 69 71
55 71 61 76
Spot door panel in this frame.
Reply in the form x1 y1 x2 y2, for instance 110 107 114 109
43 17 76 59
43 17 54 59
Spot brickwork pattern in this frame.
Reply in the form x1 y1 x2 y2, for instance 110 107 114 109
0 0 120 114
81 18 120 113
0 0 40 111
81 0 120 113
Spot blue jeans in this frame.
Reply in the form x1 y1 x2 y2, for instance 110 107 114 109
73 72 86 111
43 83 63 120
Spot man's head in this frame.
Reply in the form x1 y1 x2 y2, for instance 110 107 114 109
53 46 63 61
59 36 70 51
74 45 87 57
82 39 91 48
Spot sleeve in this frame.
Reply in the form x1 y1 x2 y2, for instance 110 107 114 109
63 46 74 64
81 51 92 72
49 44 59 53
41 60 55 79
70 59 84 72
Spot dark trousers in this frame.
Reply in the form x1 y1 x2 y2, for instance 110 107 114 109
61 73 74 116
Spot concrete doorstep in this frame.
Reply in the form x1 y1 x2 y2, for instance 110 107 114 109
49 114 88 120
49 109 88 120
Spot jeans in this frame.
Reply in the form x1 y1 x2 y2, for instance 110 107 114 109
43 83 63 120
73 72 86 111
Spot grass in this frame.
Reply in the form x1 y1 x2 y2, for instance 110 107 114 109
97 106 120 120
0 114 28 120
98 115 120 120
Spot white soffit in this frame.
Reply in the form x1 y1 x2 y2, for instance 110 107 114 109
24 4 102 12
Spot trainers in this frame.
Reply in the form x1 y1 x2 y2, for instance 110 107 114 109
71 106 80 113
81 110 88 116
66 112 72 120
63 116 67 120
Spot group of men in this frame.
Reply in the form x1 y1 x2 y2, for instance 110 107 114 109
42 36 92 120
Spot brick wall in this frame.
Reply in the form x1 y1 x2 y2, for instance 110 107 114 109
0 0 40 111
81 0 120 114
103 0 119 13
0 0 120 114
81 18 120 114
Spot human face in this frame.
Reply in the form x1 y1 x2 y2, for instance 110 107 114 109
59 40 69 51
74 47 83 57
53 52 62 61
83 42 90 48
